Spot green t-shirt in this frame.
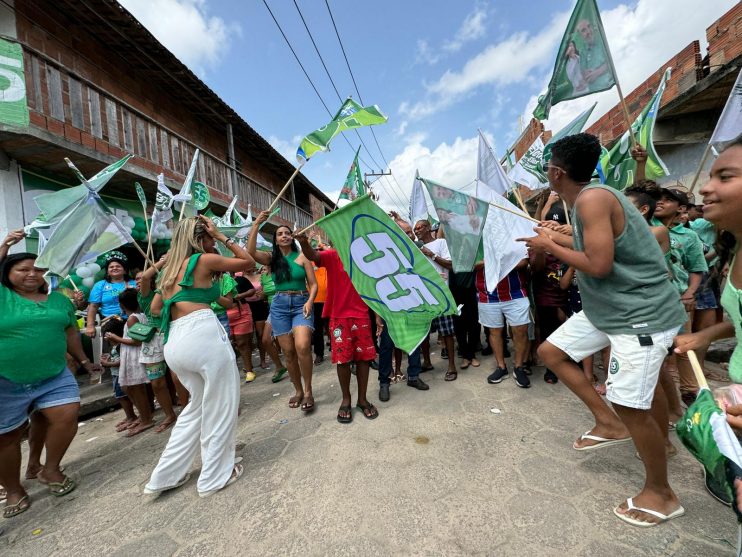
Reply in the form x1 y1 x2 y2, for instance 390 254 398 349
210 274 237 314
652 219 709 291
261 272 277 305
138 291 161 329
0 285 77 383
690 217 718 267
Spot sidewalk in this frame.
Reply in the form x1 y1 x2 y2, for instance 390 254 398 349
1 351 737 556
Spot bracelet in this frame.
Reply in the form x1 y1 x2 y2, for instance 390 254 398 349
79 359 90 365
224 237 234 246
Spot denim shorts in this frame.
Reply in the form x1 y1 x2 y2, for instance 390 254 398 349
269 292 314 337
0 368 81 434
695 272 718 311
112 374 127 399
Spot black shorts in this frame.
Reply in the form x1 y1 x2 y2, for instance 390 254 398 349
248 300 270 322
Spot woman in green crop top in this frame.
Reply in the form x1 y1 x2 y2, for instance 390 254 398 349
249 211 318 412
144 216 254 498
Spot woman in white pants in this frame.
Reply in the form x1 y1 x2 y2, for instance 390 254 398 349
144 216 254 497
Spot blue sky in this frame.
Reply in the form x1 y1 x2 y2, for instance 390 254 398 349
120 0 737 213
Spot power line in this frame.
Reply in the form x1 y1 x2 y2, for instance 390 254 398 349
323 0 413 215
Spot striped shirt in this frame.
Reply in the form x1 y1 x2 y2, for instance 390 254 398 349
476 267 529 303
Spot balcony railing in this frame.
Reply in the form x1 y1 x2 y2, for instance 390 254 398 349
21 47 314 226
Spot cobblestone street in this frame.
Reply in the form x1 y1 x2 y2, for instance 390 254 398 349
1 353 737 556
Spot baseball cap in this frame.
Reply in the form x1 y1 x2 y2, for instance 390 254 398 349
661 184 691 207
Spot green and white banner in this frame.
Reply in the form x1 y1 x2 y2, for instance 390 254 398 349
533 0 615 120
316 194 456 353
0 38 29 127
599 68 671 189
507 136 548 192
338 147 365 204
420 177 489 273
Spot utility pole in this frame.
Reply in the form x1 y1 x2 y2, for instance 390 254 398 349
364 170 391 201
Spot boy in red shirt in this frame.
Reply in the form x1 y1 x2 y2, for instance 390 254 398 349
296 234 378 423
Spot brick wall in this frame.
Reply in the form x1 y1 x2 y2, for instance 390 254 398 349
707 3 742 69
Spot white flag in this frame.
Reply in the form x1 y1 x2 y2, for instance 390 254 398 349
483 193 535 292
507 136 549 192
409 171 429 225
477 130 510 196
709 68 742 147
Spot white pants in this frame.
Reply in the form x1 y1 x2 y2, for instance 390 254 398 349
145 310 240 494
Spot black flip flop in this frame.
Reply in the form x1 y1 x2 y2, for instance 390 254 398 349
356 401 379 420
337 405 353 424
301 396 315 413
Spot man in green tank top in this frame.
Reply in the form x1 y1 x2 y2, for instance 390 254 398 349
518 133 687 527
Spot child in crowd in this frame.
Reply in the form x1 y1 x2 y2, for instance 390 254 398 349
104 288 154 437
100 318 138 432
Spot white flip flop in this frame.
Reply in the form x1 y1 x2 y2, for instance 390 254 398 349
143 472 191 494
198 463 244 498
613 497 685 527
573 431 632 451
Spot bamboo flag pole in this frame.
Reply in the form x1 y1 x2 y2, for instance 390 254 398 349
603 35 637 148
67 275 80 292
511 186 529 214
562 199 571 226
267 162 305 214
688 144 713 194
688 350 709 390
489 200 541 224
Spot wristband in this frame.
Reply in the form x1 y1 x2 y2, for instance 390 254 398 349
80 359 90 365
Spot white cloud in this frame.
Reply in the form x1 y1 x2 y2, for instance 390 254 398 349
443 3 488 52
119 0 240 74
371 134 481 213
267 134 302 163
402 9 571 120
415 39 440 66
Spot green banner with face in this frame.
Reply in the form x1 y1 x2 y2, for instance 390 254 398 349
0 38 29 127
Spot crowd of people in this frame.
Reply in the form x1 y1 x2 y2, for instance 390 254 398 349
0 132 740 530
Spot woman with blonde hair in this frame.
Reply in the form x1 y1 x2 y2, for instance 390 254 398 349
143 215 253 497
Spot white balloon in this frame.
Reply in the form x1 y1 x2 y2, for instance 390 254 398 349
76 266 92 278
82 277 95 288
123 216 136 228
87 263 101 274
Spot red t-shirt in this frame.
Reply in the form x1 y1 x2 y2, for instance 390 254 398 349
319 249 369 319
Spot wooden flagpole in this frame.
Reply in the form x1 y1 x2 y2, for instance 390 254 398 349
267 162 305 214
562 199 571 225
602 31 637 148
688 144 713 194
67 275 80 291
511 186 529 214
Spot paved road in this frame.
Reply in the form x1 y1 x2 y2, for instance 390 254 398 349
1 351 737 556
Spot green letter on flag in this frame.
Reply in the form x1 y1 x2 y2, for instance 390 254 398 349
534 0 616 120
316 194 455 353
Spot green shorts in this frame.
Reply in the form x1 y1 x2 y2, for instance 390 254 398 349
145 362 167 381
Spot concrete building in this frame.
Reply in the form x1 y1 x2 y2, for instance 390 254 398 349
0 0 333 258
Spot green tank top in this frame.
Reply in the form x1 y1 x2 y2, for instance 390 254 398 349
721 256 742 383
160 254 221 342
274 252 307 292
572 185 687 335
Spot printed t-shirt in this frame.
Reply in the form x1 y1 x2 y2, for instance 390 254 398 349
89 279 137 317
314 266 327 304
475 267 528 303
652 218 708 291
0 285 78 383
690 217 718 267
319 249 368 319
424 238 451 282
530 253 566 308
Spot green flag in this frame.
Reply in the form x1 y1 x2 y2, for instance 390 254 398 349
0 38 29 127
534 0 616 120
35 155 131 223
135 182 147 210
542 102 597 166
599 68 671 190
339 147 365 203
420 178 489 273
297 98 388 162
316 194 456 353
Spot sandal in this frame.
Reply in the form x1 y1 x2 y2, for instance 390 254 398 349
28 465 65 482
143 473 191 494
48 475 76 497
445 371 458 381
301 395 315 413
460 360 471 370
471 359 480 367
337 405 353 424
288 394 304 409
199 464 244 498
356 401 378 420
421 364 435 372
3 494 30 518
271 367 288 383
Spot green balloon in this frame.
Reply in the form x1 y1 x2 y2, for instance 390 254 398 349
191 181 211 210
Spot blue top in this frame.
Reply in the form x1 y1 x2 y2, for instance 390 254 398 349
89 279 136 317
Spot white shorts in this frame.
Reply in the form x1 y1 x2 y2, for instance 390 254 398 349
478 298 531 329
139 332 165 364
547 311 677 410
